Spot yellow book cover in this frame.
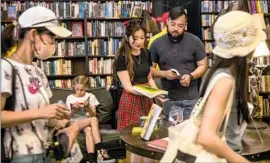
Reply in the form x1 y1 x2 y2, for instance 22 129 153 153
133 85 168 98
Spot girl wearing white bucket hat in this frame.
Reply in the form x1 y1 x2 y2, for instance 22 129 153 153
1 6 95 163
197 10 266 162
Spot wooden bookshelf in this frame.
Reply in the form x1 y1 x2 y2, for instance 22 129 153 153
1 0 153 88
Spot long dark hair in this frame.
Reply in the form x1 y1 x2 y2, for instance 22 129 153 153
1 23 54 57
112 19 147 81
200 55 250 123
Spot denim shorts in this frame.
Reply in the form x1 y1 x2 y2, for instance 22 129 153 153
163 99 197 120
11 153 45 163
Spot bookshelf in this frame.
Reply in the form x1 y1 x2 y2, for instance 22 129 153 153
200 0 242 67
1 0 153 89
244 0 270 122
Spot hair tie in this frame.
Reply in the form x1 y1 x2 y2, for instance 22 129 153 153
12 20 18 27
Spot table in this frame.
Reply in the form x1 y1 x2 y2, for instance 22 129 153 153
120 125 270 161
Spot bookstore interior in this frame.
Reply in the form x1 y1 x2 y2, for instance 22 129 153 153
1 0 270 163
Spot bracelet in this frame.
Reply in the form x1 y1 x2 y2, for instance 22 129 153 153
189 73 194 80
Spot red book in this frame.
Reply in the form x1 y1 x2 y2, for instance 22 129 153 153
146 137 169 151
71 22 83 37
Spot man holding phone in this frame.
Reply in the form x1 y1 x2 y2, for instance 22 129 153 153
149 7 207 120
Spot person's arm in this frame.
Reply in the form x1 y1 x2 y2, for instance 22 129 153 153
1 93 68 128
117 71 141 95
180 57 208 87
86 105 96 117
148 71 157 89
197 78 249 163
149 42 177 80
190 57 208 80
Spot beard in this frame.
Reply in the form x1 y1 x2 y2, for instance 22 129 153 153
167 28 184 44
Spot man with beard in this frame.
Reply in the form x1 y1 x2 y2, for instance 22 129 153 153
149 7 208 120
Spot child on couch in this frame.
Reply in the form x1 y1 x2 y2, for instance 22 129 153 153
66 75 110 162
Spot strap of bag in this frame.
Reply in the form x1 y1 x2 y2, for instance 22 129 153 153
2 58 45 159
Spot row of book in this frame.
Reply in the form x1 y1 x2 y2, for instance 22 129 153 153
49 79 72 89
247 0 270 14
34 60 72 76
89 76 112 88
253 56 270 66
57 41 85 57
201 28 214 40
86 21 125 37
201 14 216 26
48 76 112 88
61 21 126 38
55 39 121 57
89 58 113 75
88 39 121 57
201 0 236 12
259 75 270 93
258 95 270 117
1 1 151 20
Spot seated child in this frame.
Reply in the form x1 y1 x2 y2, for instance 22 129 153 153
66 75 110 162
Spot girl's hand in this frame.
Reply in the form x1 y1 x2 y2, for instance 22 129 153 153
83 100 89 107
71 102 80 109
156 95 169 103
39 104 68 120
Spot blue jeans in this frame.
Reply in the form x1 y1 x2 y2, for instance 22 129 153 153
163 99 197 120
11 153 45 163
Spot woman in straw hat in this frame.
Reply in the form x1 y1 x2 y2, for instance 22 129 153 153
197 10 266 162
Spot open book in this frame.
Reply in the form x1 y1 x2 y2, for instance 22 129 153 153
170 69 182 79
133 85 168 98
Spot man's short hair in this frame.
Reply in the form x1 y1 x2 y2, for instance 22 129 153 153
169 7 188 20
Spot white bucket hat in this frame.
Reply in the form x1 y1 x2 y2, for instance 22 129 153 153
18 6 71 37
213 11 266 59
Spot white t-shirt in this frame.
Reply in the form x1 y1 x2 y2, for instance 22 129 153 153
1 59 52 158
66 92 99 116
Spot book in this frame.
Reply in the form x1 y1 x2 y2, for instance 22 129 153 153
170 69 182 79
133 85 168 99
140 104 162 140
71 22 83 37
146 137 169 151
7 6 17 20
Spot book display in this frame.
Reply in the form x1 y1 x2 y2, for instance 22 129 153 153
1 0 152 89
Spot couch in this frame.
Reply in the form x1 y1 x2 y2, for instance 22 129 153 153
50 87 126 161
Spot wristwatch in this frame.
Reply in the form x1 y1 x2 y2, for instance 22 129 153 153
189 73 194 81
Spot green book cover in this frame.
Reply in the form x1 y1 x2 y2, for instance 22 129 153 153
133 84 168 98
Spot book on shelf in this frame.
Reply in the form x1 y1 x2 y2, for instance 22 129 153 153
133 85 168 99
7 6 17 20
146 137 169 151
140 104 162 141
71 22 83 37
